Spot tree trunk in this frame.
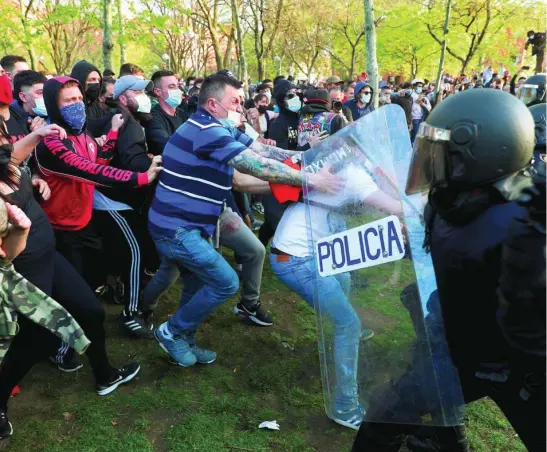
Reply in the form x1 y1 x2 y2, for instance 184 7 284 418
231 0 248 92
223 30 235 70
116 0 125 67
435 0 452 95
19 0 36 70
257 58 264 82
350 47 356 80
364 0 379 108
102 0 114 71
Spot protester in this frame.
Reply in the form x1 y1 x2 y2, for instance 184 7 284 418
343 81 375 120
246 93 276 138
0 56 29 88
11 71 48 123
148 72 341 367
145 70 188 156
97 77 117 113
410 78 431 143
328 86 353 122
379 82 392 106
119 63 146 79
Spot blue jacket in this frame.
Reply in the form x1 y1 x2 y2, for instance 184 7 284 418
343 81 375 121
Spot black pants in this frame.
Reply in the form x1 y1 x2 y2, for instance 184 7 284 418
258 194 288 247
54 221 104 290
93 209 159 314
0 249 115 410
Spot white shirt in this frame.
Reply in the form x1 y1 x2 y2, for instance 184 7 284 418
272 164 379 257
411 92 431 121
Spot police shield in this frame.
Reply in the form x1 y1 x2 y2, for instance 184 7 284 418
302 105 464 427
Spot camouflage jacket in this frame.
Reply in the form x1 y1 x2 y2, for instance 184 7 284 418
0 261 90 364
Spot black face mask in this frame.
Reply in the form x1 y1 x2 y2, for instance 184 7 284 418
0 144 13 166
104 97 118 109
85 82 101 103
257 105 268 115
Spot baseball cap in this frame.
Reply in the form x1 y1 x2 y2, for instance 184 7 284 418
325 75 342 84
113 75 153 99
412 78 424 85
379 81 388 89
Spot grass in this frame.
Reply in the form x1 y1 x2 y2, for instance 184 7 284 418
3 241 525 452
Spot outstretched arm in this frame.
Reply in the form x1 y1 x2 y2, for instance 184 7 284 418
249 140 301 162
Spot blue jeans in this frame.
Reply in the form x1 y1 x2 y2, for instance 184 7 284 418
270 253 361 411
149 227 239 333
411 118 422 143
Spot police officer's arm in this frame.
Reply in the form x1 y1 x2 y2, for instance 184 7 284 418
232 170 271 194
228 148 341 193
364 191 404 218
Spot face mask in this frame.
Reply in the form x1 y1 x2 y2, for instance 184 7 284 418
360 93 371 104
264 91 272 102
216 101 241 128
415 87 423 94
257 105 268 115
85 82 101 102
380 95 388 104
405 89 412 96
32 97 48 117
165 89 182 108
104 97 118 108
530 34 535 39
286 96 302 112
135 93 151 113
60 101 86 132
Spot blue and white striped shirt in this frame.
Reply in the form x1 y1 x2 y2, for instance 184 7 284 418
149 107 253 238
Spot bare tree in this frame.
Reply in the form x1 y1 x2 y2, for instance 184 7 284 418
391 42 439 80
231 0 248 83
102 0 114 71
364 0 379 107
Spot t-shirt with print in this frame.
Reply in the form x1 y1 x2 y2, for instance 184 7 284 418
272 164 379 257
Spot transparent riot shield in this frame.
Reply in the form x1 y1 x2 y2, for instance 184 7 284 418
302 105 464 427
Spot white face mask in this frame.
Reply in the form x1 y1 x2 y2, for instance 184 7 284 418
165 89 182 108
360 93 371 104
286 96 302 112
135 93 152 113
32 96 48 117
216 100 242 128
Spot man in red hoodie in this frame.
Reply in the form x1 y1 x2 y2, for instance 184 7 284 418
34 76 161 369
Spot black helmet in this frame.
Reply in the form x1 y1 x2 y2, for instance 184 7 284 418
529 104 546 146
517 73 546 107
406 89 535 198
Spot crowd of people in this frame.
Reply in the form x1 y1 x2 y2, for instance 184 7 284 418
0 50 544 451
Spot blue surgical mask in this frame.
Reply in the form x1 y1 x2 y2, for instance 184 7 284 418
60 101 86 132
286 96 302 112
415 87 423 94
32 97 48 117
165 89 182 108
360 93 371 104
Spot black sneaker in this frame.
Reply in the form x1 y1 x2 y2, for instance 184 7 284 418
233 302 273 326
96 363 140 396
0 411 13 440
119 312 154 339
49 355 84 373
95 284 122 305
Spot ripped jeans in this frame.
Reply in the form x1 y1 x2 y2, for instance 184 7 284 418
270 253 361 411
143 209 265 312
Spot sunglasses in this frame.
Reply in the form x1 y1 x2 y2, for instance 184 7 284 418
286 92 298 100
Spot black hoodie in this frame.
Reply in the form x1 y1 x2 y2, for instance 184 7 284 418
268 80 299 151
70 60 114 137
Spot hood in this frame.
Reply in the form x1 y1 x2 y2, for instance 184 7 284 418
70 60 102 105
43 76 86 135
273 79 297 116
354 82 373 103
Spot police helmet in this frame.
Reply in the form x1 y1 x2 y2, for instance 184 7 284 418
517 73 546 107
406 89 535 197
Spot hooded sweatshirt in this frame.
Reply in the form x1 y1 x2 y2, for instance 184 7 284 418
70 60 113 137
343 81 375 120
268 80 300 151
35 76 149 231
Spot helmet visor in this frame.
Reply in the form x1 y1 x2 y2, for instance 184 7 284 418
405 123 451 195
517 85 538 106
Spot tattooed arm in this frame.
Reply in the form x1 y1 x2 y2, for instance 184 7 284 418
228 149 342 194
249 140 301 162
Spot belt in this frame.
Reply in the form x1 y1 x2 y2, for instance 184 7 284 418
271 247 290 256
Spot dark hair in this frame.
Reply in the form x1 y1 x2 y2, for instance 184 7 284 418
186 76 196 84
262 78 273 84
103 69 115 77
273 75 285 85
253 93 268 105
13 70 47 105
198 73 242 106
100 77 116 96
0 116 21 190
151 70 175 89
119 63 145 77
195 77 204 84
0 55 27 74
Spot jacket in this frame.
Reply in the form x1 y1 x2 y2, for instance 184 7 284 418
145 104 188 156
35 76 149 231
0 260 90 364
343 82 375 121
70 60 113 137
297 102 346 149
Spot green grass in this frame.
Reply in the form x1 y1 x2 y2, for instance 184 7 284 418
3 244 524 452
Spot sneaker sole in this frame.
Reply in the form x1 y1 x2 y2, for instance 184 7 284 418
169 356 216 365
49 357 84 373
97 365 141 397
332 417 362 431
0 421 13 440
233 306 273 327
361 331 375 341
154 330 196 368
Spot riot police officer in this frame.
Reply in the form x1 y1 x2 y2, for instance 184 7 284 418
517 73 546 107
529 103 546 177
353 89 544 451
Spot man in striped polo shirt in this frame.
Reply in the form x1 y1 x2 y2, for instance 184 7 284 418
149 72 340 367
